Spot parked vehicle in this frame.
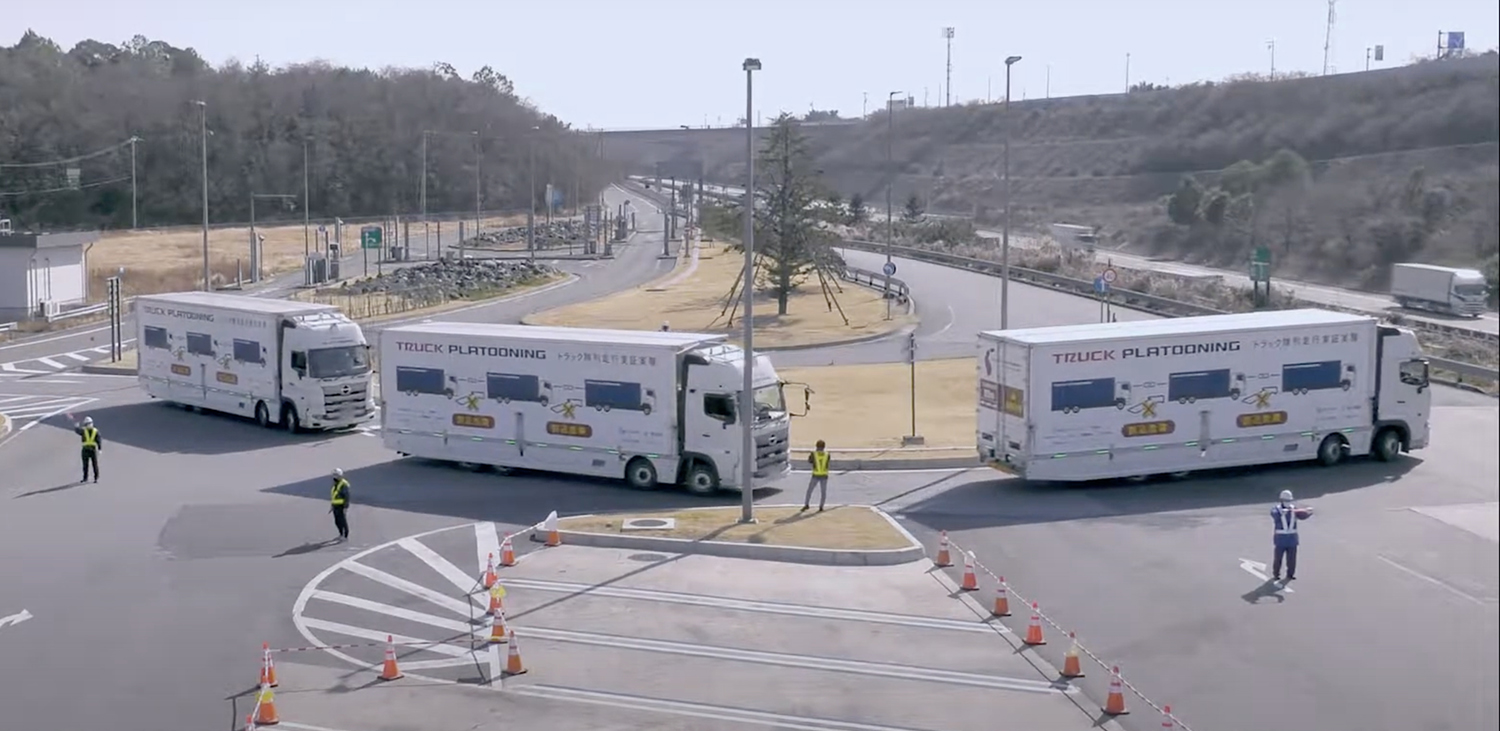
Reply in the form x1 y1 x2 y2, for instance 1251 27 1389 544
136 292 374 432
378 322 802 494
976 309 1431 482
1390 263 1489 317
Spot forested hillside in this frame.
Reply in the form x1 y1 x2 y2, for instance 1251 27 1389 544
0 31 610 230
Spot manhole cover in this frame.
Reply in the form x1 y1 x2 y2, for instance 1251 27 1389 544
627 552 671 563
621 517 675 531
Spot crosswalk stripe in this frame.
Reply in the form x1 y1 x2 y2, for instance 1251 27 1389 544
36 357 64 369
62 352 92 361
0 363 49 374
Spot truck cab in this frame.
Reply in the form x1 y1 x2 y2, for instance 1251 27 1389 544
280 312 374 431
1373 325 1431 457
678 344 792 494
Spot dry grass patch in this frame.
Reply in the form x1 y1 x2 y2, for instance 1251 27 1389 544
557 505 912 550
527 242 914 348
783 357 976 449
89 215 527 298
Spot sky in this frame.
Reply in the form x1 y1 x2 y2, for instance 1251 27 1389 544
7 0 1498 131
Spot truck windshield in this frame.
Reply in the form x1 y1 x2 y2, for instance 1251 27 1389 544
308 346 370 379
753 383 785 420
1454 284 1489 297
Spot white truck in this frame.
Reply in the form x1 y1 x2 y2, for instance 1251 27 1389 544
136 292 375 432
976 309 1432 482
378 322 796 494
1390 263 1489 317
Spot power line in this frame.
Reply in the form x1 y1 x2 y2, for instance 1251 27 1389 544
0 138 134 169
0 174 132 198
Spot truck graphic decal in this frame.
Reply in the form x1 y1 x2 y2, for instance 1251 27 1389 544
1050 378 1128 414
395 366 455 397
584 379 656 415
486 372 552 406
1167 368 1242 404
1281 361 1354 395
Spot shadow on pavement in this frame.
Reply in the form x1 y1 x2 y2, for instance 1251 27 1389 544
273 537 344 558
260 456 788 525
12 481 90 499
896 454 1420 531
30 399 347 455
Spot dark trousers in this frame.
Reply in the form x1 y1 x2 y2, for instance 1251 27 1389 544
1273 545 1298 579
80 448 99 481
331 506 349 539
804 475 828 510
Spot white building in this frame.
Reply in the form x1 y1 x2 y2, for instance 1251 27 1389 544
0 229 98 322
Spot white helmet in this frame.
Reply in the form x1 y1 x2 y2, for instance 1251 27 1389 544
82 416 94 426
332 468 344 478
1279 489 1294 502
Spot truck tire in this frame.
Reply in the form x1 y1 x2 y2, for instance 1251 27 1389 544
1373 429 1403 462
1316 434 1345 467
624 457 659 490
641 404 653 416
683 462 720 496
254 402 272 428
538 396 549 407
282 403 301 434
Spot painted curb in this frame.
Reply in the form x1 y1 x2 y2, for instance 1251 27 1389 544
531 504 927 566
80 364 138 376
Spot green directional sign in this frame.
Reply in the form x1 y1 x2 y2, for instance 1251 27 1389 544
360 225 383 250
1250 246 1272 283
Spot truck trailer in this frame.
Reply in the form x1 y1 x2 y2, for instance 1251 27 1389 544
977 309 1432 482
135 292 375 432
1390 263 1489 317
378 323 796 494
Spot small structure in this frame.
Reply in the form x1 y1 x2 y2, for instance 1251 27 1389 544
0 223 100 322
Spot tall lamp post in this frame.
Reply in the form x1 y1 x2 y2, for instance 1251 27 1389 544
194 100 210 291
1001 55 1021 329
473 131 482 243
739 57 762 525
420 130 433 259
884 91 903 321
528 125 541 257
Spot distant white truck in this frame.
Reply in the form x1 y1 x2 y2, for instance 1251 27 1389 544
378 323 798 494
977 309 1432 482
136 292 375 432
1390 263 1489 317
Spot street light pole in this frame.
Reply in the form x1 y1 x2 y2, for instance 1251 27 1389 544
473 131 482 244
195 101 209 291
885 91 902 321
740 57 762 525
1001 56 1021 329
302 140 310 270
528 125 540 257
129 136 139 229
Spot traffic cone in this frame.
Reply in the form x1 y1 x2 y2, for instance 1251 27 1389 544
1161 705 1175 729
960 552 978 591
544 510 561 547
1061 632 1084 678
482 553 497 589
1023 602 1046 646
253 682 280 725
488 607 509 643
488 584 506 615
1103 665 1130 715
245 713 256 731
934 531 952 567
379 635 403 681
499 535 516 567
991 580 1011 617
259 642 278 687
504 630 527 675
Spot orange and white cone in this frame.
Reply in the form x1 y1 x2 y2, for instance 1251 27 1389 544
1160 705 1175 729
488 607 509 643
499 535 516 567
1103 665 1130 715
960 552 979 591
482 553 497 589
544 510 561 547
991 580 1011 617
504 630 527 675
1023 602 1047 646
259 642 278 687
1061 632 1084 678
487 584 504 615
246 713 256 731
379 635 403 681
934 531 952 567
253 682 280 725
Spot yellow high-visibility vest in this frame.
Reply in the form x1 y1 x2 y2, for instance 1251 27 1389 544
330 478 349 506
81 427 99 448
811 451 831 477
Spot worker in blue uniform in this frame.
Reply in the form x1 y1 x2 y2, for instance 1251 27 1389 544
1271 489 1313 582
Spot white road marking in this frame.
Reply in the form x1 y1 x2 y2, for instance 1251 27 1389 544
0 609 33 630
307 590 475 636
0 324 112 351
1375 555 1489 607
27 380 81 385
61 352 91 362
339 559 479 617
1238 558 1293 592
474 521 500 586
0 395 98 432
397 537 483 597
36 357 65 369
0 363 48 374
935 305 955 336
297 617 476 659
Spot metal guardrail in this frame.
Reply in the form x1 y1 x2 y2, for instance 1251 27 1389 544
840 240 1500 382
841 266 910 299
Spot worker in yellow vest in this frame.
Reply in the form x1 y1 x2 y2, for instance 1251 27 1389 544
803 440 830 512
72 415 102 483
329 468 352 541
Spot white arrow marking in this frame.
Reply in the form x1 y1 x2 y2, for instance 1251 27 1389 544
1239 558 1293 593
0 609 33 630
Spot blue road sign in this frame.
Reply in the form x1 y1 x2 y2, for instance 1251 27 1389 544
1094 276 1109 294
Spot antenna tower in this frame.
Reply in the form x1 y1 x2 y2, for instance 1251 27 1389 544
942 27 955 107
1322 0 1338 75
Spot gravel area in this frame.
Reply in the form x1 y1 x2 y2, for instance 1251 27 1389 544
336 258 560 299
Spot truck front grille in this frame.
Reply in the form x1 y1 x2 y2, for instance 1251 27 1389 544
755 428 790 471
322 383 373 420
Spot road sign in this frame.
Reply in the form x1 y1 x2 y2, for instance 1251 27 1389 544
360 225 383 250
1094 276 1109 294
1101 267 1117 284
883 262 897 277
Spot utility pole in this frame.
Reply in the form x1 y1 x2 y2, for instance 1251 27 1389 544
1268 39 1276 79
885 91 903 321
528 125 540 258
1002 56 1022 329
420 131 429 259
474 131 482 245
1125 53 1131 92
195 101 209 291
302 140 310 267
129 136 139 229
942 27 955 107
739 57 762 525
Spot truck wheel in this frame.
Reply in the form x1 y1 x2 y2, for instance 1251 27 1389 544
624 457 659 490
1316 434 1345 467
1374 429 1402 462
282 404 301 434
254 402 272 428
539 396 549 407
683 463 720 496
642 404 653 416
